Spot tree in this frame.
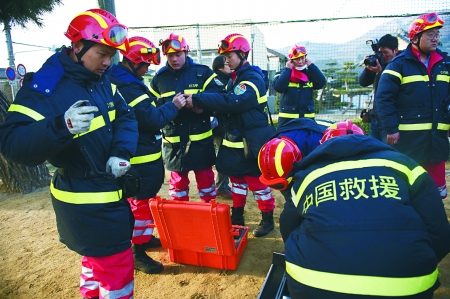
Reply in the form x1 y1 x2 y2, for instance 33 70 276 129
0 0 61 193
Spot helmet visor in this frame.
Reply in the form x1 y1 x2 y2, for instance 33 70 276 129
161 39 182 54
218 40 231 53
103 24 128 46
292 46 307 57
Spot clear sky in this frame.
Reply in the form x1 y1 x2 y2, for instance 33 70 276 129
0 0 444 72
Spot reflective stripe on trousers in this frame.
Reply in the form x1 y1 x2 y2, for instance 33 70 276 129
229 175 275 212
80 247 134 299
127 198 154 244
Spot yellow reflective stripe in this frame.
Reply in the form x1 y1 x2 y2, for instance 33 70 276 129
304 82 313 88
163 131 212 143
293 159 426 207
74 110 115 139
184 89 199 94
111 83 117 94
163 136 180 143
161 91 176 97
316 120 334 127
202 73 217 91
304 113 315 118
437 74 450 83
149 86 160 98
279 112 299 118
130 151 162 164
189 129 212 141
274 74 280 78
7 104 45 121
398 123 432 131
76 11 108 29
286 262 438 297
50 181 122 204
275 143 285 177
222 139 244 148
438 123 450 130
288 82 300 88
383 69 402 80
240 81 268 104
129 94 147 107
402 75 429 84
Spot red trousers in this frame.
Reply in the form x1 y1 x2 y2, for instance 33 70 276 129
80 247 134 299
169 167 217 202
229 175 275 212
127 198 155 245
422 161 447 199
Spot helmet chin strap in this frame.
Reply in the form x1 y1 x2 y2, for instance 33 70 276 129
125 59 146 77
412 34 430 56
234 51 249 70
74 40 96 65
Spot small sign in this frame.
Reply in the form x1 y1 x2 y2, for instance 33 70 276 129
17 64 26 77
5 67 16 81
8 81 17 86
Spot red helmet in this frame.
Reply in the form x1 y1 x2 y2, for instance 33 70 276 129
218 33 251 54
408 12 444 40
121 36 161 65
320 120 365 144
159 33 189 55
258 136 302 190
288 45 307 59
64 8 129 51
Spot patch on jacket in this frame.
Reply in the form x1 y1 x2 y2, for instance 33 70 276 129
214 78 224 86
234 84 247 95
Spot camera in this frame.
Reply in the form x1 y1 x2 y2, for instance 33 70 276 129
363 39 385 67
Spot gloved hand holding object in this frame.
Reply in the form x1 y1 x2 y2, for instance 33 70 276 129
106 156 131 178
64 100 99 134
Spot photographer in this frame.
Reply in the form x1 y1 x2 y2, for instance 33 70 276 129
359 34 398 141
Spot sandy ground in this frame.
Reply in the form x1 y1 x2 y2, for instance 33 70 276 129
1 169 450 299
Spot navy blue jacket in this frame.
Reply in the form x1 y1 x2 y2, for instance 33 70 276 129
376 44 450 164
108 63 179 198
281 134 450 298
273 64 326 128
150 56 222 172
0 48 138 257
192 62 270 177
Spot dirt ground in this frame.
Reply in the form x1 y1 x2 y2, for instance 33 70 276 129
1 168 450 299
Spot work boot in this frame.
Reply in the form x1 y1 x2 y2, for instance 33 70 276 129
231 207 245 226
132 244 164 274
253 211 274 237
142 236 162 249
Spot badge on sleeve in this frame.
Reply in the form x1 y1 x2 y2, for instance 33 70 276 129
214 77 224 86
234 84 247 95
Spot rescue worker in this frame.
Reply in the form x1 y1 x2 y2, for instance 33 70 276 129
149 33 222 203
376 12 450 199
185 33 276 237
107 36 186 274
272 45 326 128
258 118 327 201
281 120 450 298
0 9 138 299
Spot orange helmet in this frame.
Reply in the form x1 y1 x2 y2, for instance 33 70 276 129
121 36 161 65
258 136 302 190
159 33 189 55
288 45 307 59
320 120 365 144
218 33 251 54
408 12 444 40
64 8 129 51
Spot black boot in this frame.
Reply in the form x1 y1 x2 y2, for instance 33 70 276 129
231 207 245 226
252 211 274 237
132 244 164 274
142 236 162 249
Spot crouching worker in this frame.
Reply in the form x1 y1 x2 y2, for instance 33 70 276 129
281 120 450 298
258 118 328 201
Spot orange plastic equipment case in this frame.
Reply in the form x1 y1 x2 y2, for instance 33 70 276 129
149 197 249 270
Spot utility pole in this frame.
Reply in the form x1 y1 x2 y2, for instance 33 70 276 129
97 0 119 66
4 22 18 100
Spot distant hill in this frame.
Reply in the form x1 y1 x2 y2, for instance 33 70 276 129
275 14 450 70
